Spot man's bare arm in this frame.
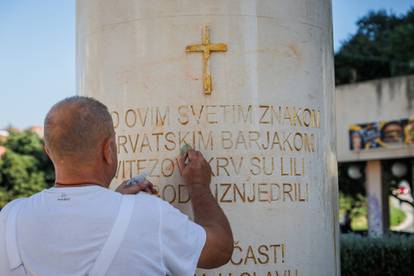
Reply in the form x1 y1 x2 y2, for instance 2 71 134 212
179 150 234 268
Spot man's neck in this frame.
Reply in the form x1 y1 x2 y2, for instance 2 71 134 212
54 182 106 188
54 167 110 189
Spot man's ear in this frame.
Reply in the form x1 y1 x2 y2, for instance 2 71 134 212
103 137 115 165
44 145 51 157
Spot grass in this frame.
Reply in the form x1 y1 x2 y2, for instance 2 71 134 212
390 205 406 226
343 199 407 231
351 214 368 231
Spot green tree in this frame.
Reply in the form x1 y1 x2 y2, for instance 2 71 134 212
0 131 54 208
335 8 414 85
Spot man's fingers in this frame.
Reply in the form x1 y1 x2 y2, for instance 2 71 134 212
150 186 158 194
135 180 152 190
187 149 199 160
119 180 154 194
143 180 155 191
188 149 206 162
125 184 145 194
146 181 158 194
120 180 129 187
115 180 130 193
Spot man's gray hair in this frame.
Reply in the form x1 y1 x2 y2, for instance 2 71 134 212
44 96 114 159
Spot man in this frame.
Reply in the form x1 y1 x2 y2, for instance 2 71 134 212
0 96 233 275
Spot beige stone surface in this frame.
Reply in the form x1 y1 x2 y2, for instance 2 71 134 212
77 1 339 275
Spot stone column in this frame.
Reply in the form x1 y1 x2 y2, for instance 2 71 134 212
366 160 389 236
77 0 339 275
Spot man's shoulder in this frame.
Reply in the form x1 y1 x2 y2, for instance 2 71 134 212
1 198 26 212
1 189 47 212
131 193 181 221
134 193 164 208
0 198 26 223
134 193 180 211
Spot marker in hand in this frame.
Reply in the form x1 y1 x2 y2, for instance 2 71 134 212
127 172 149 186
180 143 192 165
115 172 157 195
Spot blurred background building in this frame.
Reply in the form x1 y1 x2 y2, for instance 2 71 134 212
337 75 414 236
334 7 414 237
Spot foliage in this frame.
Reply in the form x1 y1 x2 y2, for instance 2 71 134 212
341 234 414 276
338 163 367 230
0 131 54 208
335 8 414 85
350 212 368 232
390 205 406 227
340 193 367 218
338 162 408 231
340 193 406 231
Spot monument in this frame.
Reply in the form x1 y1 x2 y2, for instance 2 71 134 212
77 0 339 275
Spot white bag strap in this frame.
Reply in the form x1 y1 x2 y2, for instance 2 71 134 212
6 199 25 271
89 195 135 276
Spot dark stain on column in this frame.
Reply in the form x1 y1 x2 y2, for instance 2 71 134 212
406 76 414 110
388 77 402 100
375 81 383 107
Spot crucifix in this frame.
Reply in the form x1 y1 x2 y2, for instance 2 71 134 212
185 25 228 95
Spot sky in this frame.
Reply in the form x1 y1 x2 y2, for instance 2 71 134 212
0 0 413 129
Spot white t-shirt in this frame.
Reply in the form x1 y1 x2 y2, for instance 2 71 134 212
0 186 206 276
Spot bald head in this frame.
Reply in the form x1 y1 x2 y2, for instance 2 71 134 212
44 96 114 162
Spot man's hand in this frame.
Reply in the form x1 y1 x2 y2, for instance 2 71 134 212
115 179 157 195
178 149 233 269
178 149 212 190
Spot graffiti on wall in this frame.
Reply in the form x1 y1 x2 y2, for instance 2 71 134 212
349 118 414 151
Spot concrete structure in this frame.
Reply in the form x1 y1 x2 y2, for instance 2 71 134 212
336 75 414 162
336 75 414 236
366 160 389 236
77 0 339 275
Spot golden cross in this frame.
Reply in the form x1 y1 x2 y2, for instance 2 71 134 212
185 26 228 95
